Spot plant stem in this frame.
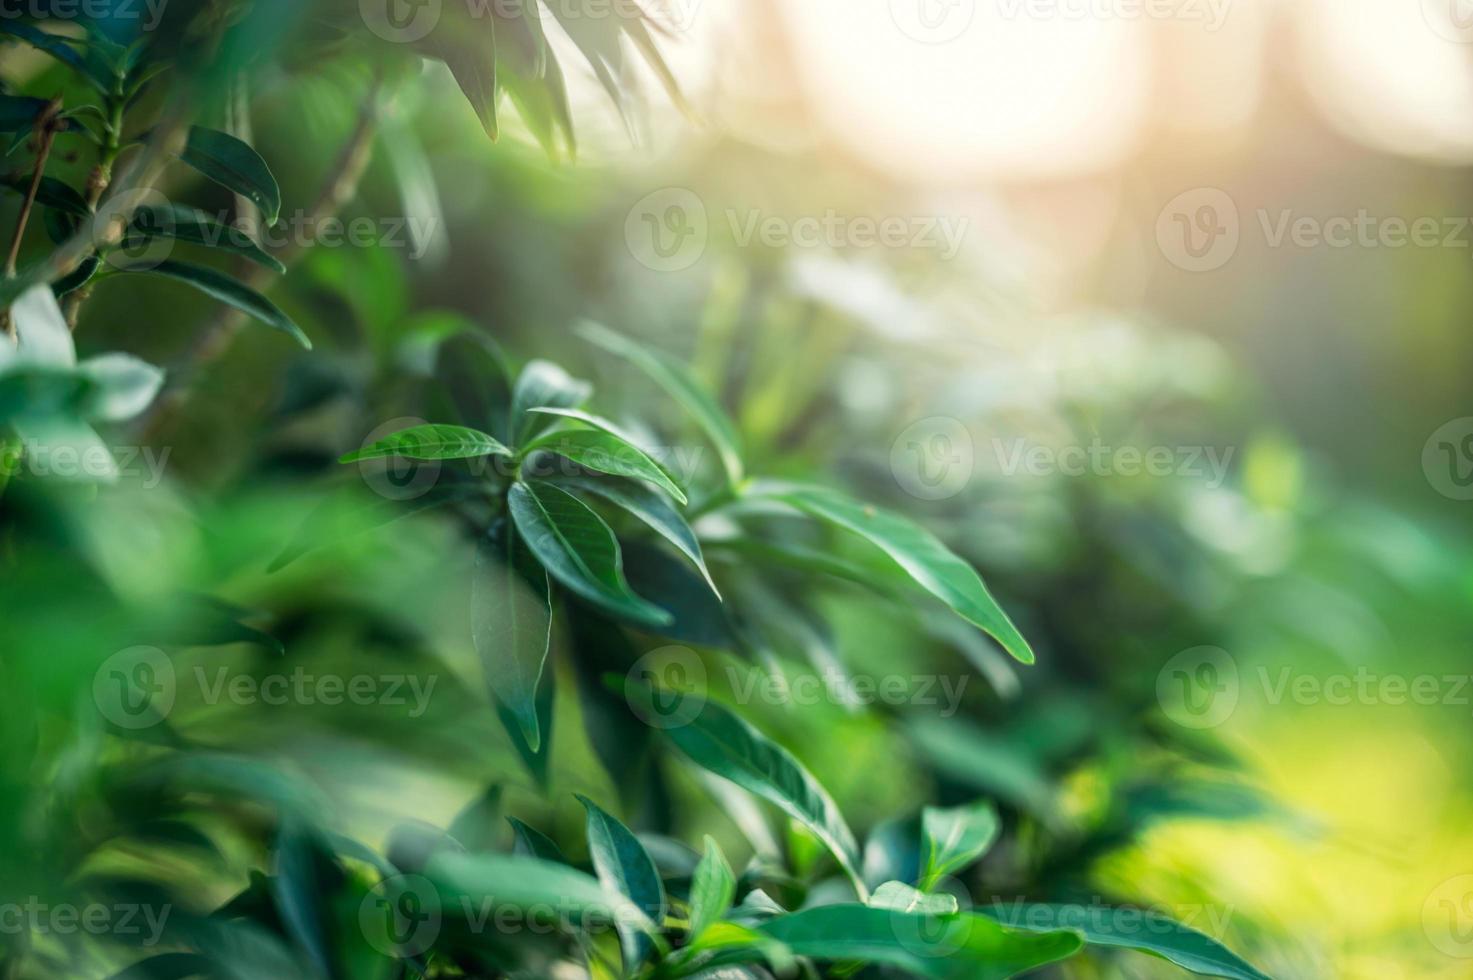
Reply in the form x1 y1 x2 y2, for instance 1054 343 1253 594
63 98 127 330
140 73 385 435
2 99 64 341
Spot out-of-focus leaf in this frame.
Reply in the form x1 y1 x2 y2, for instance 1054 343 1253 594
473 528 552 751
871 881 960 915
577 321 744 486
0 22 109 90
2 175 90 216
689 836 737 940
980 904 1270 980
269 822 336 978
76 353 164 422
509 479 671 628
920 800 1000 890
578 794 667 972
449 785 503 853
508 816 566 863
425 851 655 935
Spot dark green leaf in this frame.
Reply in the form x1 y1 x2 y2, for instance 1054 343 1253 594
473 528 552 751
269 822 335 977
578 794 667 972
510 359 590 444
746 482 1034 664
980 904 1270 980
340 423 512 463
2 175 90 216
508 480 671 628
129 204 285 272
115 259 310 349
554 473 719 598
180 126 282 225
448 785 503 853
0 22 109 90
0 94 49 132
624 684 865 898
508 816 566 863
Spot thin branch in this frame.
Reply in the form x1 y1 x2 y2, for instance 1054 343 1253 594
3 99 65 341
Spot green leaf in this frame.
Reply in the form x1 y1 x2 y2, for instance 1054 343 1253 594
688 836 737 940
529 407 689 504
129 204 285 272
269 822 335 978
75 353 164 422
508 816 567 863
577 321 744 486
510 359 591 444
624 683 866 899
871 881 960 915
554 474 719 598
425 851 656 936
920 800 1000 890
340 423 512 463
115 259 310 349
8 283 76 366
448 785 503 853
980 904 1270 980
0 23 109 90
424 28 499 140
526 427 687 506
755 905 1084 980
472 529 552 751
577 794 667 973
179 126 282 225
2 176 90 217
746 482 1035 664
0 94 49 132
508 480 671 628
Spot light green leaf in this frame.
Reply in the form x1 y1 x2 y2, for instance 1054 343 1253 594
920 800 1000 890
553 474 719 598
339 424 512 463
577 321 744 486
526 427 687 505
8 284 76 367
180 126 282 225
688 836 737 941
577 795 667 973
528 407 688 504
980 904 1270 980
746 481 1035 664
871 881 959 915
425 851 655 937
625 684 866 899
473 531 552 751
75 353 164 422
0 23 109 90
508 480 671 628
116 260 310 349
756 905 1084 980
511 359 591 444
